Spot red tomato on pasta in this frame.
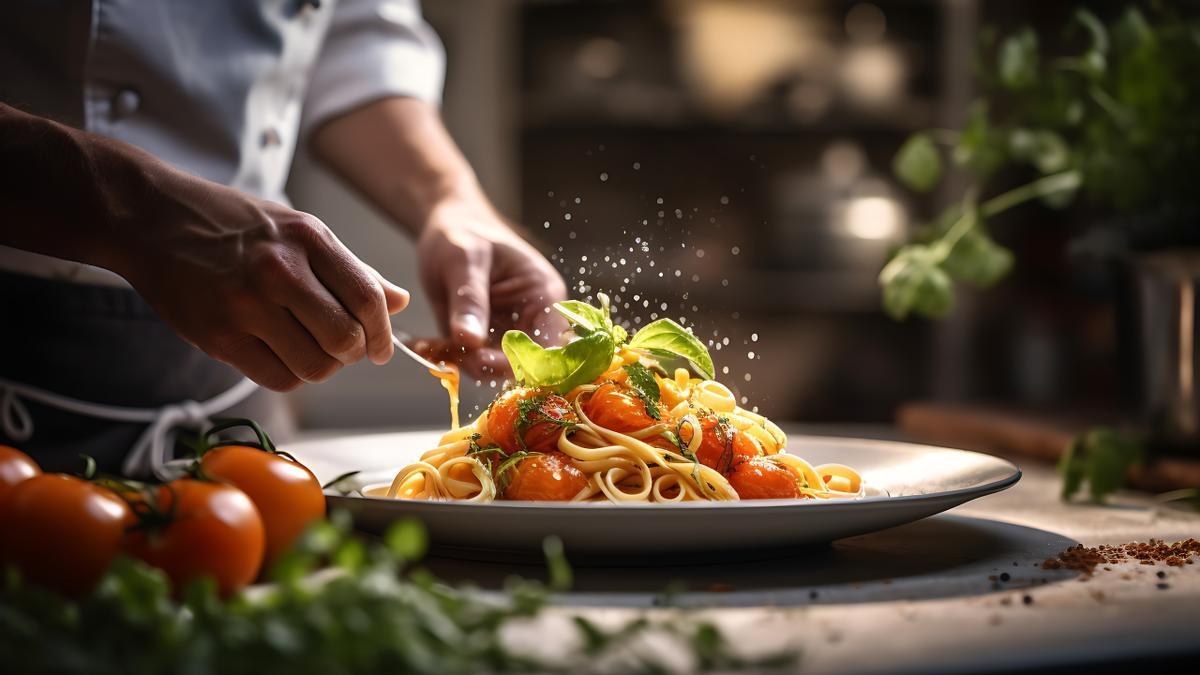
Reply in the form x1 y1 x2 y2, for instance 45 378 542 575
487 388 576 455
503 451 588 501
727 459 803 500
584 381 661 433
690 415 757 474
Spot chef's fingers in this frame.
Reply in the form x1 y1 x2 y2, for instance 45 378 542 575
366 265 410 315
265 262 368 365
212 334 303 392
306 234 395 365
460 346 510 380
251 308 343 384
436 243 493 348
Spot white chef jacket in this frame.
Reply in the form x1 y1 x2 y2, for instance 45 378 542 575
0 0 444 286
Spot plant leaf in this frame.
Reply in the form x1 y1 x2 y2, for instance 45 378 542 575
628 319 715 380
893 133 942 192
879 245 954 320
954 102 1008 180
502 331 615 394
942 227 1013 287
622 362 661 420
1009 128 1070 174
553 300 610 337
998 27 1039 89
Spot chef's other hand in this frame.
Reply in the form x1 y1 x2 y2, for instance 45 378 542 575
121 175 409 392
417 199 567 378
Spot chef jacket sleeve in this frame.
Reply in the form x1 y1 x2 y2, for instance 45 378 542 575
301 0 445 137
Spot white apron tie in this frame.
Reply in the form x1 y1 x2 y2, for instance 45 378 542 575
0 376 259 479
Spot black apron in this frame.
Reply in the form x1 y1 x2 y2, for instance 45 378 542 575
0 270 292 474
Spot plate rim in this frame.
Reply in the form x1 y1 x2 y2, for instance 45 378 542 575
314 433 1022 512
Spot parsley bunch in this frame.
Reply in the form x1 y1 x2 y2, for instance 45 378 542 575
0 512 794 675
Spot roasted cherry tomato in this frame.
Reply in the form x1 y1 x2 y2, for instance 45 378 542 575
200 445 325 564
487 387 576 454
0 474 132 596
583 381 661 433
727 459 803 500
124 479 264 597
503 451 588 501
0 445 41 502
687 415 757 474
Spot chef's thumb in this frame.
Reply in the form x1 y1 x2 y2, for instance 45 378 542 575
444 255 492 348
374 272 410 314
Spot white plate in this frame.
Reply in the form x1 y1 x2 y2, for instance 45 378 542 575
288 430 1020 556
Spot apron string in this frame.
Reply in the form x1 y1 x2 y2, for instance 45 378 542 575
0 376 259 479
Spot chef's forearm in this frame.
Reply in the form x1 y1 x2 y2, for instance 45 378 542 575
0 103 167 273
308 97 489 236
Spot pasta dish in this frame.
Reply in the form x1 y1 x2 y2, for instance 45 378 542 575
375 296 862 504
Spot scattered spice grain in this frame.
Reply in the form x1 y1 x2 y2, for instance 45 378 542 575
1041 538 1200 578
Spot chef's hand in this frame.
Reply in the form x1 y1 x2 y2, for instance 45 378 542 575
120 175 410 392
417 198 567 378
0 103 408 392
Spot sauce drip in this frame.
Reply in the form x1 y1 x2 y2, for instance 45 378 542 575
429 364 460 430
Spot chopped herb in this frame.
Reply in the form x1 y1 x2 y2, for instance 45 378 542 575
514 395 576 452
493 451 542 496
623 363 662 420
714 417 735 475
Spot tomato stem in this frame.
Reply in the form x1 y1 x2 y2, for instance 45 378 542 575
203 418 277 454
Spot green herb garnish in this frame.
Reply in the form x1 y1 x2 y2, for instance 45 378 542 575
493 451 542 496
554 293 628 345
627 319 715 380
501 297 716 394
502 330 614 395
622 363 662 420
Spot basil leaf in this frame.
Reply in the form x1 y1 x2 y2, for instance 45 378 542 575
627 319 715 380
553 300 610 337
622 363 661 420
501 330 614 394
555 296 628 345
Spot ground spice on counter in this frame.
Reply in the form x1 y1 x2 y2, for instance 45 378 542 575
1041 538 1200 577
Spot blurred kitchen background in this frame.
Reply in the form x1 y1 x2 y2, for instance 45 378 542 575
287 0 1133 431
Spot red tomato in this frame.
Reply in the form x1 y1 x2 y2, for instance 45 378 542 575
200 445 325 564
487 388 576 454
503 451 589 501
0 445 41 503
0 474 132 596
124 479 264 597
583 381 660 433
688 416 757 474
727 459 803 500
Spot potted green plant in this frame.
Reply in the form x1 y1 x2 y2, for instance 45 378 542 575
882 6 1200 498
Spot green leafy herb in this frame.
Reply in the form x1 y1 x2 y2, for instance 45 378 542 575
892 132 942 192
627 319 715 380
1058 427 1145 503
622 363 662 420
0 513 794 674
884 6 1200 320
493 451 542 496
554 293 628 345
502 330 614 394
